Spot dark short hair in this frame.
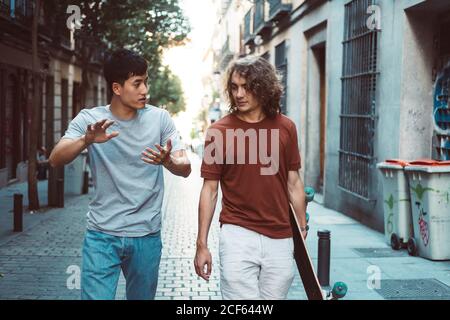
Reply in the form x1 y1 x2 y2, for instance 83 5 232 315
225 56 283 118
103 49 148 91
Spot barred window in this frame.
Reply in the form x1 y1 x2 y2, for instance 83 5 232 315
0 67 5 169
339 0 380 199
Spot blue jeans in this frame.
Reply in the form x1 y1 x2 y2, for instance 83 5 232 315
81 229 162 300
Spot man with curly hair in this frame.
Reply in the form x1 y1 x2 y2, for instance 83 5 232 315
194 56 308 299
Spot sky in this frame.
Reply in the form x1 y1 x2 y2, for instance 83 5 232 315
162 0 217 143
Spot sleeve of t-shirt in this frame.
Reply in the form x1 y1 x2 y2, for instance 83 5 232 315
288 121 301 171
200 127 223 180
62 109 89 140
161 110 184 152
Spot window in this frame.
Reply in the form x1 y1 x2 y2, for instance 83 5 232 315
244 9 252 42
72 82 81 119
93 85 98 106
0 0 10 16
15 0 33 18
0 67 5 169
101 87 105 105
254 0 265 33
275 41 287 114
45 76 55 151
339 0 380 199
61 79 68 135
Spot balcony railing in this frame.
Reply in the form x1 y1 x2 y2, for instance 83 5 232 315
268 0 292 22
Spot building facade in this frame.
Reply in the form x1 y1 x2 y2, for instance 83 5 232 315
212 0 450 231
0 0 107 188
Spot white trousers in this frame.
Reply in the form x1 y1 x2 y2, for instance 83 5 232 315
219 223 295 300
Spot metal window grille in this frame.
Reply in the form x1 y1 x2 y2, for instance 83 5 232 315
275 41 287 115
339 0 380 199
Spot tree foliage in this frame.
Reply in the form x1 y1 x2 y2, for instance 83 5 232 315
149 66 185 115
46 0 190 114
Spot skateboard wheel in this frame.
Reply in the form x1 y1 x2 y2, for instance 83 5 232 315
390 233 401 250
331 282 347 299
407 237 418 256
305 187 315 202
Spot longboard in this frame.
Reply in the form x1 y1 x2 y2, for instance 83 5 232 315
289 202 324 300
290 187 348 300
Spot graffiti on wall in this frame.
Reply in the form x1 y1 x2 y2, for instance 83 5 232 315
433 62 450 160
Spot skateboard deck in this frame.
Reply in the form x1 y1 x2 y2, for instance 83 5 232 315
289 203 324 300
290 187 348 300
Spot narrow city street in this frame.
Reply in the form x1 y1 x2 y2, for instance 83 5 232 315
1 152 450 300
1 0 450 305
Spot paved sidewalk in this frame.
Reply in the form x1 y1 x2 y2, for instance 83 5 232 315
290 201 450 300
0 152 449 300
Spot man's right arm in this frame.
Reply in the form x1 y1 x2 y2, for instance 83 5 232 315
49 119 118 167
48 136 89 168
194 179 219 281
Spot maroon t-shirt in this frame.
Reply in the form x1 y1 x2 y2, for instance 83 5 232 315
201 113 301 238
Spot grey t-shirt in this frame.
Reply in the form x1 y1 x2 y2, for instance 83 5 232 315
62 105 184 237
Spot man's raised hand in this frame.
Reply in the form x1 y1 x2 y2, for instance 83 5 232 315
141 139 173 165
84 119 119 145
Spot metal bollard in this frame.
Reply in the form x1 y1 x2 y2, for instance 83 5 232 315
317 229 331 287
82 171 89 194
13 194 23 232
57 178 64 208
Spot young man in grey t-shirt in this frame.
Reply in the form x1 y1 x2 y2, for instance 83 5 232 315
49 49 191 300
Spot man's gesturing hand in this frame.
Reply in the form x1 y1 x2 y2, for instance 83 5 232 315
84 119 119 145
141 139 173 165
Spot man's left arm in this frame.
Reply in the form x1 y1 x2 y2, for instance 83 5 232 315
287 170 308 239
162 148 191 178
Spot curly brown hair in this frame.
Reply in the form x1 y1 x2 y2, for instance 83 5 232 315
224 56 283 118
